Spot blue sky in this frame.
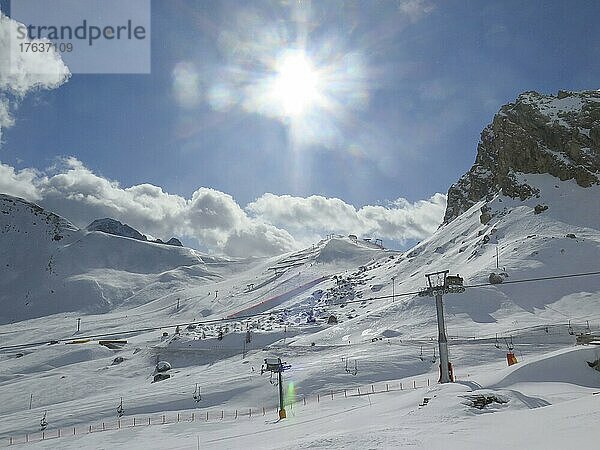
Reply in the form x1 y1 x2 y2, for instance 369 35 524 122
1 0 599 255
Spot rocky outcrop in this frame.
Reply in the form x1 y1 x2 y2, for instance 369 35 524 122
166 237 183 247
86 218 147 241
86 218 184 247
443 90 600 224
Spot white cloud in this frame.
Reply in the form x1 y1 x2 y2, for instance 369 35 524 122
398 0 435 22
0 13 70 140
0 158 446 257
248 192 446 246
0 161 41 200
223 223 296 258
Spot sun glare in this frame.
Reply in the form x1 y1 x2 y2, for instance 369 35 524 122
270 51 320 117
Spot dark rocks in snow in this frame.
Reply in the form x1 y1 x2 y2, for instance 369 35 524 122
489 272 504 284
112 356 125 365
462 393 508 409
566 233 577 239
480 206 492 225
153 373 170 383
327 315 338 324
534 204 549 214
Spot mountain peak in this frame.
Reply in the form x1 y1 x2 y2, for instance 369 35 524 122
86 218 147 241
443 90 600 224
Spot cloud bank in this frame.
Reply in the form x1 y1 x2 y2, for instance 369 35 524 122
0 157 446 257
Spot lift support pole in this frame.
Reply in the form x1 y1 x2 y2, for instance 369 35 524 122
420 270 464 384
434 291 451 383
262 358 288 419
278 370 285 419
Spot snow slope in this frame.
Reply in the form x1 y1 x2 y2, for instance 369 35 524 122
0 169 599 447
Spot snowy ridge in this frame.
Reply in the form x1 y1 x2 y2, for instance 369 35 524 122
0 194 223 323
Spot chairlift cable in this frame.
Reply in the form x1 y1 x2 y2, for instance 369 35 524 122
1 270 598 351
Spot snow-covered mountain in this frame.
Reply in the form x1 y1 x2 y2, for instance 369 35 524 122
1 90 598 329
0 194 227 323
0 90 599 448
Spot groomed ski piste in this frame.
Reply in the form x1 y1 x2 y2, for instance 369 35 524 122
0 173 599 449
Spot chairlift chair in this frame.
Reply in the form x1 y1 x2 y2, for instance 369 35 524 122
40 411 48 430
494 334 501 349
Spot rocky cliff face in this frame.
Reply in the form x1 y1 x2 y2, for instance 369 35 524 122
443 90 600 224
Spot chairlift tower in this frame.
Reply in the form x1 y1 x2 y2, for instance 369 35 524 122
419 270 465 383
261 357 291 419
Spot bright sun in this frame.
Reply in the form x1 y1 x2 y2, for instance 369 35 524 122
270 50 320 118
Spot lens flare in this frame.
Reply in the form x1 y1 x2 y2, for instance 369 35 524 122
285 381 296 406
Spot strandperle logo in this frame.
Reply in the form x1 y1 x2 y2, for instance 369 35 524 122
9 0 151 74
15 19 147 46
